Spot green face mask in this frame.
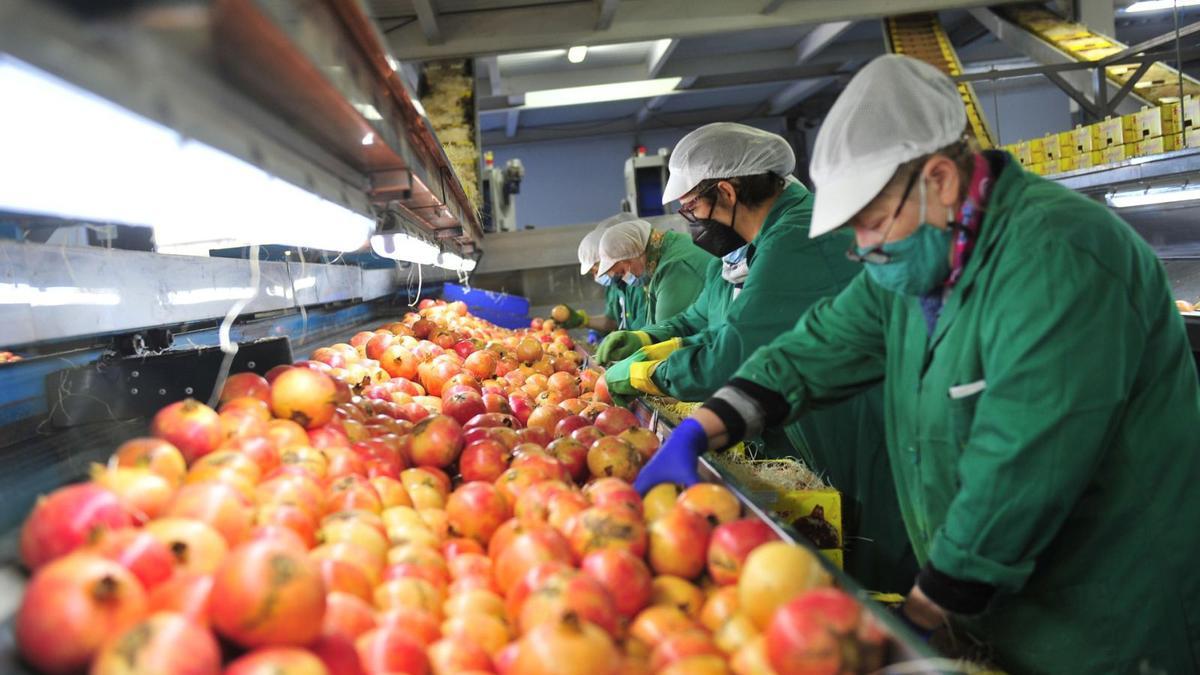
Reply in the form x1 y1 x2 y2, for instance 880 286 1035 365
857 178 953 296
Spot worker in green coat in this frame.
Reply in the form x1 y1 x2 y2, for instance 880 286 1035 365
636 56 1200 674
602 122 915 592
558 214 649 332
594 218 709 328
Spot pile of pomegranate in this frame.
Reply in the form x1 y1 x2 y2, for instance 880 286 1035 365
12 299 892 675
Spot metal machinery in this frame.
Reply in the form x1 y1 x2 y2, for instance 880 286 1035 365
480 151 525 232
623 146 672 217
0 0 486 659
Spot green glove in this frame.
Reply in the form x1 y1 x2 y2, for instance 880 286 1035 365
603 350 647 406
595 330 651 364
553 304 589 328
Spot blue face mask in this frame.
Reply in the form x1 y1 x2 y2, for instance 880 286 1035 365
722 245 750 265
622 271 643 287
595 273 613 287
856 178 953 296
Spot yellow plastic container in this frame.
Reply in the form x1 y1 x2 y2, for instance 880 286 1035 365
769 487 843 568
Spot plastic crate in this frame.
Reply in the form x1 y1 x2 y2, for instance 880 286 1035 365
440 283 531 329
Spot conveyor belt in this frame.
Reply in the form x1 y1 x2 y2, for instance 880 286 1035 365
885 14 996 149
1002 4 1200 104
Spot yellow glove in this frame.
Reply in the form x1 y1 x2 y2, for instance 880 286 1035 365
641 337 683 361
629 359 665 396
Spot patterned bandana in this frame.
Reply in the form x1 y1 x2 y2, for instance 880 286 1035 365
946 152 994 289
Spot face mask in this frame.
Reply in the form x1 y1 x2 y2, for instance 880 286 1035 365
622 271 643 287
595 273 613 287
692 201 745 258
857 178 953 296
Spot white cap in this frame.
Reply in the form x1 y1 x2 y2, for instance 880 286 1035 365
661 123 796 204
809 54 967 238
578 212 639 274
597 218 652 275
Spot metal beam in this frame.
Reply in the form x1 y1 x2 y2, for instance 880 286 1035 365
411 0 443 45
388 0 1026 61
1075 0 1114 39
479 55 502 95
483 102 773 146
505 109 520 138
1100 20 1200 65
596 0 620 30
647 38 678 78
761 0 786 14
1044 70 1102 118
794 21 853 65
636 95 668 125
767 76 835 115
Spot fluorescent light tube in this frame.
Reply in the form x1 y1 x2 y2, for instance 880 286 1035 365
1124 0 1200 12
371 232 440 265
523 77 682 109
567 46 588 64
0 56 374 254
1106 185 1200 208
362 132 376 145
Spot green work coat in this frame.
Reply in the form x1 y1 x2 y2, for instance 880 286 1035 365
734 159 1200 674
603 281 649 331
642 183 918 593
642 230 710 324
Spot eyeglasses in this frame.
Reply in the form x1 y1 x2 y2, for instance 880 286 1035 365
845 169 920 265
677 183 720 224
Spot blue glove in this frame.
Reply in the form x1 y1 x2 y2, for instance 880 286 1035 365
633 418 706 495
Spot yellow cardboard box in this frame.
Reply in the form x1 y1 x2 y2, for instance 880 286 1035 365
1042 133 1063 161
1097 115 1135 147
1136 134 1184 157
1184 95 1199 132
1056 130 1077 158
1101 142 1136 164
1186 127 1200 149
770 487 842 552
1134 103 1184 141
1074 150 1104 169
1071 124 1098 154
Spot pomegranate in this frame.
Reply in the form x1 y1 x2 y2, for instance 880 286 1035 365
441 612 511 656
580 548 653 619
648 505 713 579
765 588 886 675
678 483 741 525
442 390 487 427
355 626 430 675
270 368 338 429
738 542 832 629
446 481 511 544
91 611 222 675
459 439 511 483
566 505 648 559
570 425 606 448
376 607 442 645
583 478 643 516
708 517 780 585
427 637 493 673
224 648 331 675
619 426 660 461
151 398 222 462
593 407 638 436
20 483 133 569
643 483 680 522
209 539 326 647
586 436 642 481
87 466 171 521
409 414 465 468
701 586 741 632
513 612 620 675
527 405 569 435
493 526 574 595
147 573 214 625
16 554 147 674
91 528 174 590
112 437 187 486
650 630 724 672
165 481 253 546
651 575 705 619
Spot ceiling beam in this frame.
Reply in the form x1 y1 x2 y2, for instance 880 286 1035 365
647 38 678 78
767 76 836 114
483 102 776 145
411 0 443 45
635 94 668 125
479 56 502 95
794 21 853 64
505 109 520 137
596 0 621 30
386 0 1026 61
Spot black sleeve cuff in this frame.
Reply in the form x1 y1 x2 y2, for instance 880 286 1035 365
702 397 746 443
728 377 790 426
917 563 996 615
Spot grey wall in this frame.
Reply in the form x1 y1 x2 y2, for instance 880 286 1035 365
485 118 789 229
971 77 1075 147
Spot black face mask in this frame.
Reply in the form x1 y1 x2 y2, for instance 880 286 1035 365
691 202 745 258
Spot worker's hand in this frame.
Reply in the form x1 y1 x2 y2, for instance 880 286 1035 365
595 330 651 364
633 418 706 494
641 337 683 361
551 304 589 328
602 351 645 400
896 584 946 642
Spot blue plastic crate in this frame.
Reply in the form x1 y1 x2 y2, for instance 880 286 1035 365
441 284 531 328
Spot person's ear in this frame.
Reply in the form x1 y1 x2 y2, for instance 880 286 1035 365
925 155 961 208
716 180 738 207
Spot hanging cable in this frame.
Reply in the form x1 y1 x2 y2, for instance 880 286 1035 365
208 243 260 408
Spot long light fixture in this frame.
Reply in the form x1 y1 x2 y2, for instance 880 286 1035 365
1124 0 1200 12
436 251 477 273
370 232 441 265
1106 184 1200 208
566 46 588 64
523 77 682 109
0 56 374 255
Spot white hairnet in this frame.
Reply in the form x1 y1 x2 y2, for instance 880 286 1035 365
808 54 967 238
578 212 639 274
596 219 652 275
662 122 796 204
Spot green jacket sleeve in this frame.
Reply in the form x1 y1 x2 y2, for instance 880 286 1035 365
654 228 872 403
643 260 722 342
730 270 889 410
603 285 622 323
929 238 1148 593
